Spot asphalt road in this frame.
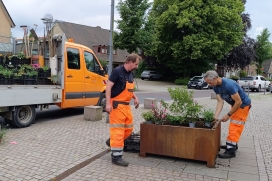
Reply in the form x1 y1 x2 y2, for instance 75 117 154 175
1 79 266 125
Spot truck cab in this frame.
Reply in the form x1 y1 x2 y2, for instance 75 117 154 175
0 35 107 128
59 40 107 109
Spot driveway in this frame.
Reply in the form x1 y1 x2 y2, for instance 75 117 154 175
134 78 182 92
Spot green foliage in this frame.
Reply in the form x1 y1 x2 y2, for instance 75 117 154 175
42 66 49 71
202 109 214 123
239 70 247 77
0 127 7 139
2 69 13 78
134 60 148 77
113 0 152 53
51 75 58 84
99 59 108 67
151 0 245 76
254 28 272 74
174 77 190 85
229 75 240 82
142 100 169 125
168 87 202 123
17 52 26 59
141 111 154 121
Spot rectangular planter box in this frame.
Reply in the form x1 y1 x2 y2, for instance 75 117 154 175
139 122 221 168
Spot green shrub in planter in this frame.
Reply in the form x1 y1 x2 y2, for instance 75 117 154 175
202 109 214 127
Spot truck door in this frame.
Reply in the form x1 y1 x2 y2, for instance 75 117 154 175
83 50 105 106
63 47 84 108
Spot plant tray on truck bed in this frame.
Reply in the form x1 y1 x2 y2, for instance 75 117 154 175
139 122 221 168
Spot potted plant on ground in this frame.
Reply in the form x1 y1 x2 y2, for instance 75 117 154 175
202 109 214 127
139 87 221 168
2 68 13 85
0 54 4 66
0 127 7 143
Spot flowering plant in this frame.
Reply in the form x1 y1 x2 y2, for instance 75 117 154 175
142 100 169 125
141 87 204 126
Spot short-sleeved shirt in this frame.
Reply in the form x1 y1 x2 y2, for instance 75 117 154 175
109 65 134 98
213 78 251 108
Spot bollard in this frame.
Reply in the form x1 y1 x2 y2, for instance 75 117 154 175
211 92 216 99
144 98 157 109
84 106 103 121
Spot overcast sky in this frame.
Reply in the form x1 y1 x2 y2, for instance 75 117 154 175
3 0 272 41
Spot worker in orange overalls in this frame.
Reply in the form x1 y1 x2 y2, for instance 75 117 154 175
204 70 251 158
105 54 140 166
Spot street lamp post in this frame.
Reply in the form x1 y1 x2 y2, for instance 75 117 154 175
106 0 115 123
225 54 229 78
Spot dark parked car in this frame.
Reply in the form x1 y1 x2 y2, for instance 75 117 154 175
187 76 210 90
140 70 162 80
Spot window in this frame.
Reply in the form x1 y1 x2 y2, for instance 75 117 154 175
97 45 116 55
67 48 80 69
84 51 101 74
260 77 266 81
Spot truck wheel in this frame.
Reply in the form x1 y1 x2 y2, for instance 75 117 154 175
12 105 36 128
256 85 261 92
98 93 106 112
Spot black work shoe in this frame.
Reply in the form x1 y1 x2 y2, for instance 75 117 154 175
218 150 236 159
112 158 129 167
220 144 238 150
105 138 110 147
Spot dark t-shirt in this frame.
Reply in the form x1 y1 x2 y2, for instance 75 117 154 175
109 65 134 98
213 78 251 108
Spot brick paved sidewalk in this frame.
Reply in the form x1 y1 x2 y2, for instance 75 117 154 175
0 93 271 181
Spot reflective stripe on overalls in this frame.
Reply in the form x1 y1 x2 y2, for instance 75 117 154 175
226 104 251 149
109 80 134 157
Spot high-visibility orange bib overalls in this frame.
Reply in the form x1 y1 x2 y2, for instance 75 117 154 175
226 105 251 149
109 80 134 159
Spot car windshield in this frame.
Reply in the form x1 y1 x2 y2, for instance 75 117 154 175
240 76 254 81
191 76 203 81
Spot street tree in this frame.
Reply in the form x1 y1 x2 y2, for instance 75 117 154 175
150 0 245 76
113 0 152 53
222 8 257 70
254 28 272 74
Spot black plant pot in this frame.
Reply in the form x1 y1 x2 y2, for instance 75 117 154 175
0 56 3 66
3 77 12 85
14 77 23 85
22 58 31 65
11 57 19 66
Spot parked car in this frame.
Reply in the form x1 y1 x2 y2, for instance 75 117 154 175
140 70 162 80
238 75 270 92
187 76 210 90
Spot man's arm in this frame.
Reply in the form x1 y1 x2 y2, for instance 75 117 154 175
214 94 224 121
220 92 242 122
132 93 139 109
105 80 114 113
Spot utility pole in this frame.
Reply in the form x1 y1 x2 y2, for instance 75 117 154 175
106 0 115 123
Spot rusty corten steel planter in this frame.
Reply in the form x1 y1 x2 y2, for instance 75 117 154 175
139 122 221 168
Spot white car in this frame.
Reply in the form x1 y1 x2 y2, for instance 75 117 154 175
140 70 162 81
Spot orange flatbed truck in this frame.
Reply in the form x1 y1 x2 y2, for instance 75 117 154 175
0 34 107 128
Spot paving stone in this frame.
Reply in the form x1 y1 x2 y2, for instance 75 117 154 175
1 85 272 180
228 171 260 181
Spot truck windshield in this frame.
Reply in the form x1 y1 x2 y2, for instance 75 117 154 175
240 77 253 80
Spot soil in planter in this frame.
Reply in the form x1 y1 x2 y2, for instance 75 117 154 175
162 120 212 129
